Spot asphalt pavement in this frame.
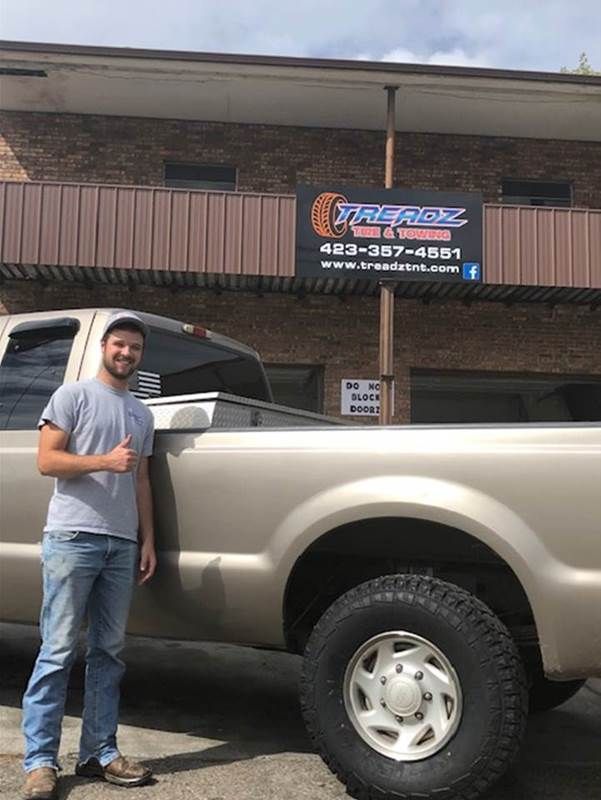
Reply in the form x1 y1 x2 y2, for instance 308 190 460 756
1 623 599 800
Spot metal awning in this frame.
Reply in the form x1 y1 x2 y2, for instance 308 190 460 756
2 263 599 307
1 180 600 305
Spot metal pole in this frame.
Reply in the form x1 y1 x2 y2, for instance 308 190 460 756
385 86 396 190
379 86 397 425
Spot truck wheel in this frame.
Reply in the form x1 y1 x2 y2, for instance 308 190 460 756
528 675 585 713
301 574 527 800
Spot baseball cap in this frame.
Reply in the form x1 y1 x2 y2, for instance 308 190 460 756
101 311 149 340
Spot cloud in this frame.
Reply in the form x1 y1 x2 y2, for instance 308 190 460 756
378 47 492 69
1 0 599 73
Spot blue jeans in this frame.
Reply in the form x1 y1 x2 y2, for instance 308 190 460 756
22 531 138 772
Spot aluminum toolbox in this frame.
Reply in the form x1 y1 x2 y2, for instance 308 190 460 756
145 392 346 430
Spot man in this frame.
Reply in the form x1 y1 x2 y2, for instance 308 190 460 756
21 311 157 800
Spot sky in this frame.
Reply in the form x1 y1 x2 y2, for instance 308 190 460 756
0 0 599 73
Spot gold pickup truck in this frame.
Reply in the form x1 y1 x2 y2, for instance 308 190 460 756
1 307 600 800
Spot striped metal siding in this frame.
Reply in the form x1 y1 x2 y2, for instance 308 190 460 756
484 205 601 288
1 181 600 289
0 181 296 277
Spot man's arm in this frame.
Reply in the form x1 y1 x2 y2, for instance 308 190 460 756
38 422 138 478
136 456 157 584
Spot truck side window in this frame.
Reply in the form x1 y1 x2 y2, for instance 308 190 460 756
0 334 74 430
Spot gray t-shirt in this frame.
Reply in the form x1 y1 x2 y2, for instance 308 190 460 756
39 378 154 541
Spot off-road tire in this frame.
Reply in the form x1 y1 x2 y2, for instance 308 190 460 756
528 675 585 713
301 574 528 800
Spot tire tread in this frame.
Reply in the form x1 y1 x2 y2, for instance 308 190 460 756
300 574 527 800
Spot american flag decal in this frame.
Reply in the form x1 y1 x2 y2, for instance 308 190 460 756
132 370 162 399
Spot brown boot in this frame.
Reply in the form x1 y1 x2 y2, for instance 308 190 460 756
22 767 58 800
76 755 152 786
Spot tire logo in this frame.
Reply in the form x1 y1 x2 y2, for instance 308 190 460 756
311 192 348 238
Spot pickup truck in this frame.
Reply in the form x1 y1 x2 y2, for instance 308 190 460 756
1 307 600 800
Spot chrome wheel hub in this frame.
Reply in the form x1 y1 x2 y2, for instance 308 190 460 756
343 631 463 761
384 676 422 716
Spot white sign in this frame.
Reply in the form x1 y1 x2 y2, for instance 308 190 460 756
341 379 394 416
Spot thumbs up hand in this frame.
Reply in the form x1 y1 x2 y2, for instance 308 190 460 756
105 433 138 473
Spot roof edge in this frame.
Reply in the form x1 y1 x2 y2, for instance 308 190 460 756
2 39 601 86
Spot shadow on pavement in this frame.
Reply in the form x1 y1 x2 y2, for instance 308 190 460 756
2 624 600 800
1 625 311 764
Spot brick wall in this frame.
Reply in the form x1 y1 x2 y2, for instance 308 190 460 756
2 112 599 422
2 281 599 422
2 111 601 207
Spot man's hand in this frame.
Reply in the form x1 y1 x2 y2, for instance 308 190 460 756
38 423 139 479
105 434 138 473
138 539 157 585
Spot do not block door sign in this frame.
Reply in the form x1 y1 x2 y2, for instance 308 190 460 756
341 379 394 416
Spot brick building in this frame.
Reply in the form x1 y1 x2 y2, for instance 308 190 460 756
1 41 600 422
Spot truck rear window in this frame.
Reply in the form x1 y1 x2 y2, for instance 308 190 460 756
130 329 271 402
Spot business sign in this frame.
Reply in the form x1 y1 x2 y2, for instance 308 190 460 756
296 185 483 283
341 379 393 417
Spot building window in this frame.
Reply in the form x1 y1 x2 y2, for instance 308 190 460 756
264 364 324 414
501 179 571 207
411 370 601 424
164 163 237 191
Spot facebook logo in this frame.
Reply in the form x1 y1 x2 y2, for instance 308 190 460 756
462 263 481 281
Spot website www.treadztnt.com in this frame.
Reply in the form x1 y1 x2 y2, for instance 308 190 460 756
320 259 461 275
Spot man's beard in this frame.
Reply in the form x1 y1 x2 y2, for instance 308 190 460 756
103 355 137 380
